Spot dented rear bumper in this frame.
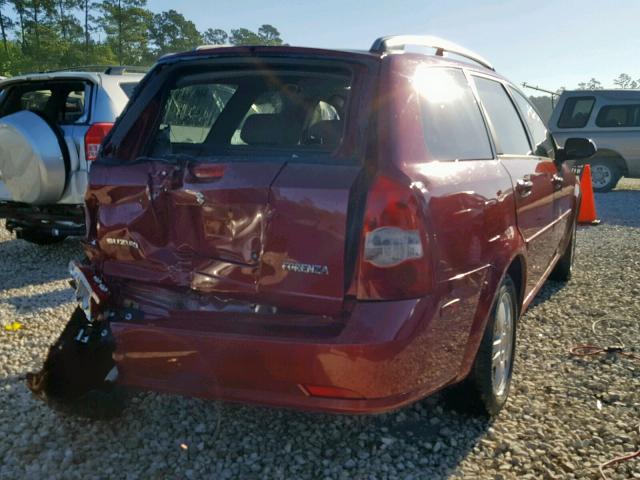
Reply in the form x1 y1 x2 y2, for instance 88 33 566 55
108 294 459 414
64 265 457 414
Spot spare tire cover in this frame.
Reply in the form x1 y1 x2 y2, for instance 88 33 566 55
0 110 68 204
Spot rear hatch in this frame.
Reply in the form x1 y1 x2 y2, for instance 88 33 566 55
87 53 376 315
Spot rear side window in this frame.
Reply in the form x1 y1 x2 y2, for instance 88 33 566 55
414 67 492 161
557 96 595 128
20 89 52 112
473 77 531 156
148 67 352 160
1 82 89 124
120 82 138 98
596 104 640 128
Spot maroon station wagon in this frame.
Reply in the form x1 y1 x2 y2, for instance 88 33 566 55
33 36 597 417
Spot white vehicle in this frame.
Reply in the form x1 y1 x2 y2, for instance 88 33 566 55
550 89 640 192
0 67 143 244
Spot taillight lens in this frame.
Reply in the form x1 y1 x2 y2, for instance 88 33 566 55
364 227 423 267
357 175 431 300
85 123 114 161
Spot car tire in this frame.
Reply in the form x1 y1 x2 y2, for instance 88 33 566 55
16 229 67 245
549 218 576 282
589 160 621 192
448 275 518 416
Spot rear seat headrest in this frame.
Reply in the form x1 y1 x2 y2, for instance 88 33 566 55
307 120 343 146
240 114 299 146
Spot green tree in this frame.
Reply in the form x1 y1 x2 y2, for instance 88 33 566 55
228 25 283 46
257 24 282 45
577 78 603 90
0 2 285 76
203 27 227 45
0 0 14 53
613 73 638 89
149 9 201 58
55 0 83 41
10 0 28 50
229 27 260 45
99 0 152 65
80 0 96 52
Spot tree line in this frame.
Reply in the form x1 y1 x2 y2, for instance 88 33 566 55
576 73 640 90
0 0 283 76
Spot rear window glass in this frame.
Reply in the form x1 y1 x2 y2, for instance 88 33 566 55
158 83 237 144
1 82 89 124
414 67 492 161
557 96 595 128
120 82 138 98
595 104 640 128
148 68 352 160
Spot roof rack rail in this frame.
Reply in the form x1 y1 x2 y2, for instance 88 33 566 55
43 65 149 75
370 35 494 71
195 44 234 51
103 65 149 75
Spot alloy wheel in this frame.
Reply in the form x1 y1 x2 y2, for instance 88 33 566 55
491 290 514 398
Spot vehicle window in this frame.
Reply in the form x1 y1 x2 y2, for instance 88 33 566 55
414 67 492 161
148 68 352 159
20 89 52 112
120 82 138 98
156 83 237 144
596 104 640 128
473 77 531 155
510 88 553 158
2 82 89 124
230 89 283 145
63 89 85 123
557 96 595 128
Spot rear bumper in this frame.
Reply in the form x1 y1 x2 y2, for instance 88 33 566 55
110 295 458 414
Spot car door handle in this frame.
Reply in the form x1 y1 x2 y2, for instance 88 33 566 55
516 178 534 197
552 174 564 190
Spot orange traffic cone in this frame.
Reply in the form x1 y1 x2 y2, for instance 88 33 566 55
578 164 600 225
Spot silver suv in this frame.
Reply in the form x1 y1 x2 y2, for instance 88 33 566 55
0 67 143 244
549 89 640 192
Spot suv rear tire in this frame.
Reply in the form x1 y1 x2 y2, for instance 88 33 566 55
447 275 518 416
590 159 621 192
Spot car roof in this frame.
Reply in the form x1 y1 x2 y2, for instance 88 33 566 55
162 45 380 64
560 89 640 99
0 71 143 88
160 45 499 76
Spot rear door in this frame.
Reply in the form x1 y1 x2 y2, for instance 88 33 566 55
90 58 373 315
472 75 558 297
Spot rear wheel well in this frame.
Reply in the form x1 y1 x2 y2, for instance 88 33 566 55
506 256 525 313
588 150 628 176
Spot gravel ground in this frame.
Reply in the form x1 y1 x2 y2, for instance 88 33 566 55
1 180 639 480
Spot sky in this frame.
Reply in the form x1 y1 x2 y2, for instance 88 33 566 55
148 0 640 92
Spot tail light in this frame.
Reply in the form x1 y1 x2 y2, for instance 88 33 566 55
357 175 431 300
85 123 114 161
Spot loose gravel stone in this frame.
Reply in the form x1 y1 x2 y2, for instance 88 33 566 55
0 180 639 479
